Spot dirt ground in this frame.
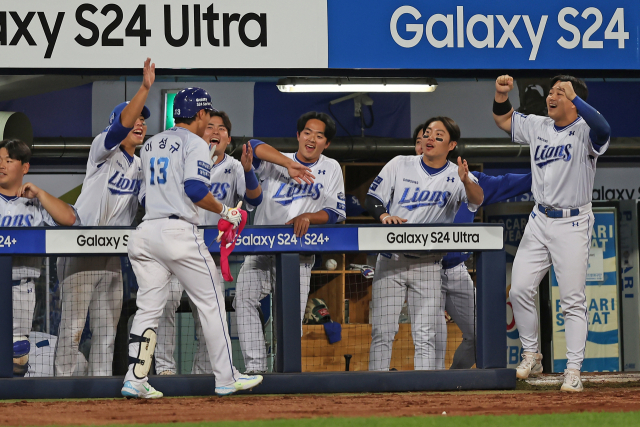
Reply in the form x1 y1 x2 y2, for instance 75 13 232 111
1 386 640 425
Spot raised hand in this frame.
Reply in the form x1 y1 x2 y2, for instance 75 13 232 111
457 156 471 183
495 75 514 94
18 183 40 199
142 58 155 90
287 162 315 185
241 143 253 172
556 81 577 101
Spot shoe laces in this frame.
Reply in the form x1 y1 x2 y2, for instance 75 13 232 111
518 353 538 369
563 369 580 385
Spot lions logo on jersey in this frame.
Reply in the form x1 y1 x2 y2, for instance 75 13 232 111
107 171 143 196
210 182 231 200
273 182 323 206
398 187 451 211
534 143 572 168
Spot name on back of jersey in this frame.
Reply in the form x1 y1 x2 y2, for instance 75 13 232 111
107 171 142 195
273 182 323 206
534 143 572 168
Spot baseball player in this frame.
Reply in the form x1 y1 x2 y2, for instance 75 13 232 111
122 87 275 399
54 58 154 377
436 171 532 369
493 75 610 391
0 139 78 376
413 123 424 155
234 111 345 374
154 111 263 376
365 116 483 371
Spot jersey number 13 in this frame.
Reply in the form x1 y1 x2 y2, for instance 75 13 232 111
150 157 169 185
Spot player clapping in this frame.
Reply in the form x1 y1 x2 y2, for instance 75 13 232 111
365 117 483 371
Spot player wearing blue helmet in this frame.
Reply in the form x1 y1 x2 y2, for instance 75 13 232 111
54 59 154 377
122 87 263 399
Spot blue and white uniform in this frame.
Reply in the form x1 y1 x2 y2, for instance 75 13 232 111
509 98 609 372
235 140 345 373
436 172 532 369
155 154 259 375
2 194 79 375
55 114 143 377
367 156 479 371
126 126 240 387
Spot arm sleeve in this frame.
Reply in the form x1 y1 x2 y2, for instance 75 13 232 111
89 114 132 165
365 194 388 222
321 165 346 222
184 179 210 203
322 208 339 224
473 172 533 206
572 96 611 155
40 202 81 226
184 140 212 185
236 162 260 210
510 112 546 145
459 172 480 212
366 157 397 206
250 139 266 170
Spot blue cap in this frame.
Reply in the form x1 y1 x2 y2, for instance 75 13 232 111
173 87 215 119
346 194 366 217
109 102 151 126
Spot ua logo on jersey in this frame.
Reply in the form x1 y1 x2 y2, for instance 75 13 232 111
273 182 324 206
210 182 230 200
318 170 326 175
107 171 142 195
0 214 35 227
224 169 231 174
447 177 455 183
534 144 572 168
398 187 451 211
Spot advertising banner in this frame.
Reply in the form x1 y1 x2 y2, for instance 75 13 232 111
328 0 640 69
551 208 620 372
0 1 328 68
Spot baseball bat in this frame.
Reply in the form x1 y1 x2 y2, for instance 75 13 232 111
344 354 352 371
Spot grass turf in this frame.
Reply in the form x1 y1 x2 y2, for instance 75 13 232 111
69 410 640 427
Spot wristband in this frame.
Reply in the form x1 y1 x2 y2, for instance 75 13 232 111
244 167 259 191
493 98 513 116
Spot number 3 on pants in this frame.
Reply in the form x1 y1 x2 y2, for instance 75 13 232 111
150 157 169 185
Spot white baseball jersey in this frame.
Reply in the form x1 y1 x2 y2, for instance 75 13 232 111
367 156 479 223
74 129 144 226
0 193 77 279
511 112 609 209
141 127 210 225
199 154 250 225
253 153 345 225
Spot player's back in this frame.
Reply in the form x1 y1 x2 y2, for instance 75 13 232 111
141 127 210 224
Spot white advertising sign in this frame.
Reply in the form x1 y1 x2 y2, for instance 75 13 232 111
0 1 328 68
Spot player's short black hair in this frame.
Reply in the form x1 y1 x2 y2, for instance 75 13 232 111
551 75 589 101
175 109 216 125
297 112 337 142
0 139 31 164
422 116 461 142
211 110 232 134
412 123 425 142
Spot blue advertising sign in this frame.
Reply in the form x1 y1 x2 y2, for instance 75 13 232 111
0 228 46 255
328 0 639 69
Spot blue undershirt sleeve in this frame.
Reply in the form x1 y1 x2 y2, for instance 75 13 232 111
244 192 263 206
184 179 210 203
245 168 259 190
322 208 339 224
473 172 533 206
572 96 611 149
104 113 133 150
249 139 266 169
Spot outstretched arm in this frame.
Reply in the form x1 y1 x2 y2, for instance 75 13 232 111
250 140 315 185
458 157 483 206
474 172 532 206
493 75 515 134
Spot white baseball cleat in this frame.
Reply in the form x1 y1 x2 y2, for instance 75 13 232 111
121 380 164 399
516 352 543 379
215 374 263 397
560 369 583 392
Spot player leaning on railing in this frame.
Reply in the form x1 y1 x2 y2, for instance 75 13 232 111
365 116 483 371
493 74 610 392
0 139 79 376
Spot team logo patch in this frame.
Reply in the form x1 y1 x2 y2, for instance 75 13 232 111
337 202 346 211
373 176 383 184
369 183 379 191
197 160 211 170
534 144 572 168
337 192 345 201
197 168 210 179
398 187 451 211
273 182 324 206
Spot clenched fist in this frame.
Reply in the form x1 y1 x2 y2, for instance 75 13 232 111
496 75 514 94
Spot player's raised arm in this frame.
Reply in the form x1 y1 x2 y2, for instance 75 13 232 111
249 140 315 185
240 143 263 205
18 183 77 226
457 157 483 207
493 75 515 134
120 58 155 128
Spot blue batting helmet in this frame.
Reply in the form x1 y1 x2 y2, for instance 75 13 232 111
109 102 151 126
173 87 215 119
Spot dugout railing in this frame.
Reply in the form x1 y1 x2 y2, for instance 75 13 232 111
0 224 514 398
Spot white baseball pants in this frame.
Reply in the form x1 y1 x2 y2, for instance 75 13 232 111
54 256 122 376
13 279 35 337
510 206 593 371
369 254 443 371
436 263 476 369
234 254 314 373
155 275 214 375
125 218 238 386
